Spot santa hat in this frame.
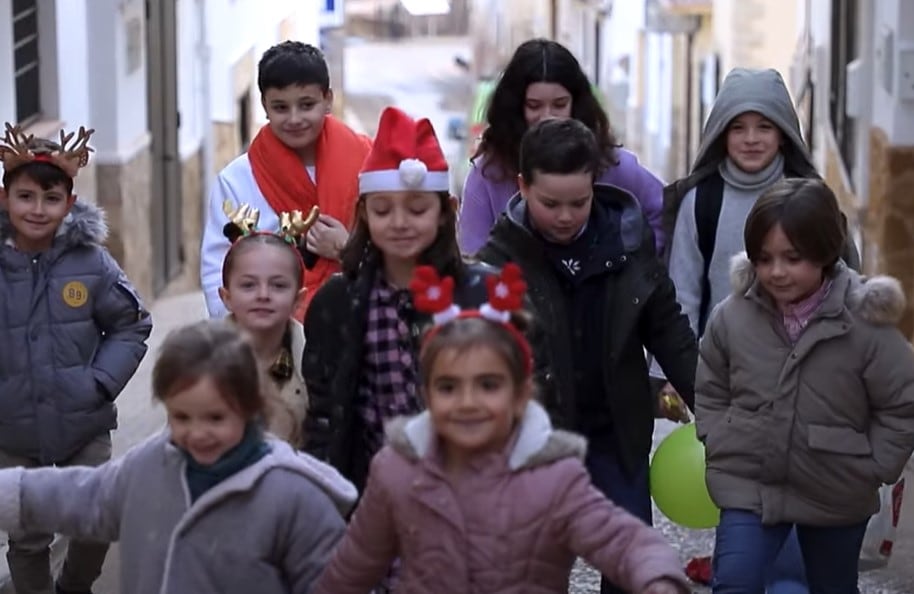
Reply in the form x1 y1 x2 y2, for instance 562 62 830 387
359 107 449 194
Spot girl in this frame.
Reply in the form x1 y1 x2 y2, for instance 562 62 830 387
302 106 550 494
458 38 665 255
695 178 914 594
219 204 315 447
312 264 690 594
0 319 357 594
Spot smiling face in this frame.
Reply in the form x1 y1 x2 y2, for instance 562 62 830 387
165 375 248 466
519 169 593 244
363 190 443 268
523 82 573 127
426 344 531 468
219 239 303 334
754 223 825 309
725 111 783 173
0 175 75 252
261 83 332 160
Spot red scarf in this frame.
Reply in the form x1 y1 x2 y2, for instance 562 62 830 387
248 116 371 319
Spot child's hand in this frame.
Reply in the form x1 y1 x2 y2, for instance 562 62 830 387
306 214 349 260
657 383 691 423
641 578 687 594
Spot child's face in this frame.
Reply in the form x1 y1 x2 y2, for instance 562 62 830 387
165 375 248 466
426 345 530 465
363 191 443 266
523 82 573 126
726 111 783 173
0 176 74 252
755 223 824 308
519 170 593 244
219 243 302 333
262 83 332 155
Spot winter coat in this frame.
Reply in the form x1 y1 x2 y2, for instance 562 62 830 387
0 200 152 463
267 319 309 448
696 254 914 526
301 257 553 491
312 401 691 594
476 185 697 475
0 431 358 594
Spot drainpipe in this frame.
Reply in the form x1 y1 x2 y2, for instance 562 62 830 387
197 0 214 222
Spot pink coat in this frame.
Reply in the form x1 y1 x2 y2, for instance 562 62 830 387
314 402 689 594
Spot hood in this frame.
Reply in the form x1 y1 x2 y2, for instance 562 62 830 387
385 400 587 472
729 252 906 326
691 68 817 178
0 199 108 250
503 183 647 253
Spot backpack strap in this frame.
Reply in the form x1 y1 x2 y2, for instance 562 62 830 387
694 171 725 336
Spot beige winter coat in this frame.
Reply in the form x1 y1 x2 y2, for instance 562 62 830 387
696 254 914 526
268 320 308 448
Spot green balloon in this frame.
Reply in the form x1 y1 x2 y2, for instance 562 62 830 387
650 423 720 529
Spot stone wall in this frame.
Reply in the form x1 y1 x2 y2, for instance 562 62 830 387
180 149 204 285
96 147 154 301
865 126 914 338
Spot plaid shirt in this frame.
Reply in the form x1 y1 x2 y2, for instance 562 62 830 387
356 276 423 457
780 279 832 343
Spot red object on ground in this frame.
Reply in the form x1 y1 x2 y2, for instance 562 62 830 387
685 555 713 585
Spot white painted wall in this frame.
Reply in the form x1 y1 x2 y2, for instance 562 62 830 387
0 0 16 123
52 0 91 128
872 0 914 145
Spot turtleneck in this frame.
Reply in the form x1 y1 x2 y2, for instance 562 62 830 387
719 153 784 191
182 423 271 502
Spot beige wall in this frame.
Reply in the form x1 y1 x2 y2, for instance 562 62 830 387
713 0 800 81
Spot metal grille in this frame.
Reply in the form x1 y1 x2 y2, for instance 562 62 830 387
13 0 40 123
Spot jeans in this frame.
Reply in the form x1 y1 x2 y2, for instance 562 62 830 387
767 528 808 594
1 433 112 594
584 435 652 594
713 509 867 594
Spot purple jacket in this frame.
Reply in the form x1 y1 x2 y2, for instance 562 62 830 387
458 148 665 255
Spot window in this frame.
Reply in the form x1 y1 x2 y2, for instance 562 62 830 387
829 0 857 176
12 0 40 124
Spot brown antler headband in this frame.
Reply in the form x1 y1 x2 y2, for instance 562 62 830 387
0 122 95 178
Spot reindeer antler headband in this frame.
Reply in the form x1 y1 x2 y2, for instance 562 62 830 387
408 263 533 375
221 201 321 276
0 122 95 179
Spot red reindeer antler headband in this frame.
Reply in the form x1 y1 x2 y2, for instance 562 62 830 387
409 263 533 375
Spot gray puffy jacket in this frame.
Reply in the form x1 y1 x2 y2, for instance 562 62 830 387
0 200 152 463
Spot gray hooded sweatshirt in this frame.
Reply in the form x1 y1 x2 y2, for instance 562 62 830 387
661 68 858 337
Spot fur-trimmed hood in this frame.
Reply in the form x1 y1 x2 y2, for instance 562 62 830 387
0 199 108 250
729 251 906 325
385 400 587 472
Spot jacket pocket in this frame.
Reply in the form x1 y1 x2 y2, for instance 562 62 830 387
56 367 105 412
807 424 872 456
704 406 765 466
798 423 880 497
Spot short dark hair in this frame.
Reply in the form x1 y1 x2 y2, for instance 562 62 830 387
257 41 330 94
476 38 618 182
152 320 266 420
519 118 602 183
340 191 465 283
2 161 74 196
745 178 845 271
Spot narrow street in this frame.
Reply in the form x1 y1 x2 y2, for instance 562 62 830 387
2 34 913 594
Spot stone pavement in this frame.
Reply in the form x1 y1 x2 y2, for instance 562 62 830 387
0 290 208 593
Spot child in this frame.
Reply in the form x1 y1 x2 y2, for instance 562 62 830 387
0 123 152 594
218 203 318 447
312 264 690 594
475 118 697 594
201 41 372 320
662 68 860 590
695 178 914 593
0 320 358 594
302 106 553 494
458 38 665 255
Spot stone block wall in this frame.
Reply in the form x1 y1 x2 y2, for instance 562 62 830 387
180 149 204 284
866 126 914 338
96 147 154 301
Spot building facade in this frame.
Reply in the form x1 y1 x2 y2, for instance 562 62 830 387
0 0 320 301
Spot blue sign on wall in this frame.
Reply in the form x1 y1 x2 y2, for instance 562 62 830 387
325 0 335 10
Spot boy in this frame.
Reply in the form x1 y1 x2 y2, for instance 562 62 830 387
200 41 372 319
476 118 697 594
0 123 152 594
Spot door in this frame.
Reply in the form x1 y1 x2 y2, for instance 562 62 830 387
146 0 183 295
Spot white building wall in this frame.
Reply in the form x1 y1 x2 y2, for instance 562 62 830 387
873 0 914 145
0 0 14 123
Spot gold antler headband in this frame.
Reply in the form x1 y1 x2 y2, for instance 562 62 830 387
0 122 95 178
222 201 320 244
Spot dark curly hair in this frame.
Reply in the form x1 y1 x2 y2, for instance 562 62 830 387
257 41 330 93
474 39 618 183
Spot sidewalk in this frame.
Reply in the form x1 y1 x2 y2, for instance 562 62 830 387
0 291 207 593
